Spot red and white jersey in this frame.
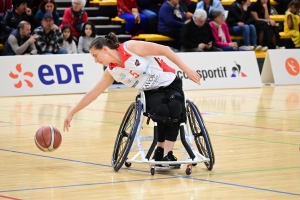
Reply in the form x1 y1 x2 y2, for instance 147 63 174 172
107 42 176 91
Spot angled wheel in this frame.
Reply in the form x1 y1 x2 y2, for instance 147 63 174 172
111 100 142 171
186 100 214 170
191 101 215 166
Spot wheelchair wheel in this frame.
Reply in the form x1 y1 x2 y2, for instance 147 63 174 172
191 101 215 166
186 100 214 170
111 100 142 171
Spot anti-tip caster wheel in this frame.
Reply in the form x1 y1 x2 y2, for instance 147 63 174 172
186 164 192 175
150 167 155 176
125 162 131 167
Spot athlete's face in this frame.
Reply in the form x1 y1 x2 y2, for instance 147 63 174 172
90 47 111 66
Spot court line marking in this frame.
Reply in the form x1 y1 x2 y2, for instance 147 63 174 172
0 148 300 197
0 194 22 200
0 124 39 128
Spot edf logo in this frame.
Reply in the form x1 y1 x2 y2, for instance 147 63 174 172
38 64 84 85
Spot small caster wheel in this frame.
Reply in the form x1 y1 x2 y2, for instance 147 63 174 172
150 167 155 175
125 162 131 167
186 164 192 175
192 163 197 166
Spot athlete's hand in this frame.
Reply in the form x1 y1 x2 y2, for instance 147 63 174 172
64 114 73 131
187 69 201 85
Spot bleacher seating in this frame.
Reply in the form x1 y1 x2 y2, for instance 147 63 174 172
0 43 3 51
132 34 174 42
221 0 278 6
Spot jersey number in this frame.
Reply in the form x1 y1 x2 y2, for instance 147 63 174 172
130 70 139 78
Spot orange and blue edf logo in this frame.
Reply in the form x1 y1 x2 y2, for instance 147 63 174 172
9 63 34 88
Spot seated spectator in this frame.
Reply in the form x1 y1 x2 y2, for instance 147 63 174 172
181 9 222 52
0 21 12 44
179 0 193 19
35 0 60 27
117 0 146 35
77 21 96 53
209 9 246 51
137 0 164 33
62 24 77 53
0 0 12 21
60 0 88 40
284 0 300 48
226 0 267 51
2 0 36 37
196 0 225 21
33 13 67 54
2 21 37 55
250 0 284 49
158 0 187 49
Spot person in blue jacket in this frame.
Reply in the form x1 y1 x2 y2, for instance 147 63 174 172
196 0 225 21
35 0 60 26
158 0 187 49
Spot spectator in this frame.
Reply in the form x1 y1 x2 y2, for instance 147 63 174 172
0 0 12 20
137 0 164 33
33 13 67 54
0 21 12 44
250 0 284 49
2 0 36 34
2 21 37 55
62 24 77 53
196 0 225 21
117 0 147 35
60 0 88 40
226 0 266 51
179 0 193 19
35 0 59 27
209 9 245 51
77 21 96 53
284 0 300 48
181 9 222 52
158 0 187 49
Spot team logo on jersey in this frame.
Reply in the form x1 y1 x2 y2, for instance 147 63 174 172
135 59 140 66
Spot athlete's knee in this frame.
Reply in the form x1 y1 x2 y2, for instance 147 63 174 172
168 99 182 118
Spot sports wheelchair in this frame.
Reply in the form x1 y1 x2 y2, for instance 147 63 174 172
111 92 215 175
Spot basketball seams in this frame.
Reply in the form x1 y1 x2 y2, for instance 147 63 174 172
48 125 55 151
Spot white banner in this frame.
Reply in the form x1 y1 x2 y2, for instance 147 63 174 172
0 54 104 97
163 52 262 90
261 49 300 85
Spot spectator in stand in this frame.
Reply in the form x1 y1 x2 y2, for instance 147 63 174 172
284 0 300 48
250 0 285 49
117 0 147 35
181 9 222 52
62 24 77 53
179 0 193 19
35 0 60 27
60 0 88 41
33 13 67 54
0 0 12 21
158 0 186 49
2 0 37 37
77 21 96 53
2 21 37 55
137 0 164 33
209 9 245 51
196 0 225 22
226 0 266 51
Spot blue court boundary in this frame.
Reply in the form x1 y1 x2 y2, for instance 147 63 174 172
0 148 299 197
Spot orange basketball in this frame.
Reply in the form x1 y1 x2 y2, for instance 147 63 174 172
34 125 62 152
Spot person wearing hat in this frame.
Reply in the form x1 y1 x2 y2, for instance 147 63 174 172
2 21 37 56
32 13 68 54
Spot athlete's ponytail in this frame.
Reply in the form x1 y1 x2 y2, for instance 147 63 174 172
89 32 120 50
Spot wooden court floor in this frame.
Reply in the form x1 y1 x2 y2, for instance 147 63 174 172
0 85 299 199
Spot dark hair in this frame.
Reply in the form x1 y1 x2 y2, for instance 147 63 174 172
82 21 96 37
62 25 74 44
256 0 271 16
236 0 246 4
38 0 57 13
210 9 223 21
13 0 28 9
89 32 119 50
288 0 300 9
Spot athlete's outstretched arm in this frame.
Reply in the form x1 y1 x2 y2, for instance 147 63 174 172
126 40 200 85
63 69 115 131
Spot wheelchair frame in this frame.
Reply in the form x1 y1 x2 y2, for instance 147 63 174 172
111 92 215 175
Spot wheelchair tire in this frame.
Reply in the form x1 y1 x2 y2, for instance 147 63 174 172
186 100 214 170
191 101 215 166
111 100 142 171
